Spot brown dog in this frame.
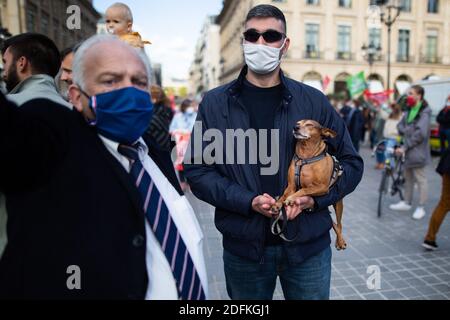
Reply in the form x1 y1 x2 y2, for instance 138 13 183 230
271 119 347 250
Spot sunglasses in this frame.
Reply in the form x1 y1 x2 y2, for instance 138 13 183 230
243 29 285 43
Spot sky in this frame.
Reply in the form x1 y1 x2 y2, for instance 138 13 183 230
93 0 223 85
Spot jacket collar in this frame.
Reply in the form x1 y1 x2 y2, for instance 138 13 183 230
227 66 293 106
9 74 57 95
408 99 429 117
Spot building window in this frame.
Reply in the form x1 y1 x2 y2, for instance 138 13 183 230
397 29 410 62
426 31 438 63
399 0 411 12
428 0 439 13
305 23 320 58
41 12 50 35
337 25 351 59
306 0 320 5
368 28 381 49
338 0 352 8
53 19 60 47
26 3 37 32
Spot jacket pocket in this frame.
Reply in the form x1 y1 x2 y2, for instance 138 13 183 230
283 210 333 244
406 147 426 168
214 208 263 241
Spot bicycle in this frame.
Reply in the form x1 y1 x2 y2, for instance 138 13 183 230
373 139 406 218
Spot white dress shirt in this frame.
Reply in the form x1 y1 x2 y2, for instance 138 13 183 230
100 135 208 300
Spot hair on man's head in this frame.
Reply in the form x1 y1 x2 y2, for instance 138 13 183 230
245 4 287 33
1 32 61 78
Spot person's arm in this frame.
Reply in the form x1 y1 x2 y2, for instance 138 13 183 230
0 92 68 193
313 95 364 211
437 108 450 126
183 97 258 217
436 109 444 124
397 115 407 136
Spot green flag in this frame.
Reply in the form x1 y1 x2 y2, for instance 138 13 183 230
346 72 367 98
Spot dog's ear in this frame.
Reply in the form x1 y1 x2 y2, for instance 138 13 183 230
321 128 337 139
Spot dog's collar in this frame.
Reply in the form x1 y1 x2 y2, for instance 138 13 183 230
293 147 328 166
293 147 343 192
293 147 328 193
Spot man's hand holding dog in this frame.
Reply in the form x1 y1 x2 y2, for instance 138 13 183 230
253 194 314 220
284 196 315 220
252 194 277 218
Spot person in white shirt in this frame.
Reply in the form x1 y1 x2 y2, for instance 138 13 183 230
69 35 208 299
375 103 403 170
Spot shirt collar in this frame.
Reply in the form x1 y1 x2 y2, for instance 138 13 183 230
99 135 149 158
227 65 293 105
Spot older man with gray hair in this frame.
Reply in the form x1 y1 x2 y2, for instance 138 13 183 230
0 35 207 300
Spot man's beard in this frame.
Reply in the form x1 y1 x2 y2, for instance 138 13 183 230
58 79 70 101
5 64 21 93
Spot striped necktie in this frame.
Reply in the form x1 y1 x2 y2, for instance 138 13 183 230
118 143 205 300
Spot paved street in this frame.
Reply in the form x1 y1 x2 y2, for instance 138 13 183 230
187 145 450 300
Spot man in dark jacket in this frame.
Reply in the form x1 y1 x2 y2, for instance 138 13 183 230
184 5 363 300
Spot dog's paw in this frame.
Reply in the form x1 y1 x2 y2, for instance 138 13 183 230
335 238 348 251
271 203 283 214
284 197 295 207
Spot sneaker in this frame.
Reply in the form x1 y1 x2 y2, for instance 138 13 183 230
422 240 438 251
374 163 385 170
389 201 412 211
412 207 426 220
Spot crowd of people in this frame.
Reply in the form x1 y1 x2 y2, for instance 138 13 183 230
0 2 206 300
331 85 450 248
0 2 448 301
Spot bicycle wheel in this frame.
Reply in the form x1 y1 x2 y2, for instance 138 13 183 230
377 170 389 218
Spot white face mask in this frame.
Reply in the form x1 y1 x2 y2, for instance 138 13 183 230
185 107 195 114
243 38 287 75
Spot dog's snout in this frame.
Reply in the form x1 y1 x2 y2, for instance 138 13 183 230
294 125 300 131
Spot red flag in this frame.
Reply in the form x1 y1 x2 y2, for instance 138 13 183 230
322 75 331 92
364 89 394 105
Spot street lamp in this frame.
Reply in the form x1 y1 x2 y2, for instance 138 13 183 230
0 27 12 45
378 0 402 91
361 42 382 67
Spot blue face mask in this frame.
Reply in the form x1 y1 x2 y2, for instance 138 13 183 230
80 86 153 144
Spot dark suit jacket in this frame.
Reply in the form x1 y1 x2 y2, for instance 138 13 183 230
0 92 182 299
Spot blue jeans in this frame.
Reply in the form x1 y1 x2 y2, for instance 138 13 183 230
223 246 332 300
375 138 397 166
